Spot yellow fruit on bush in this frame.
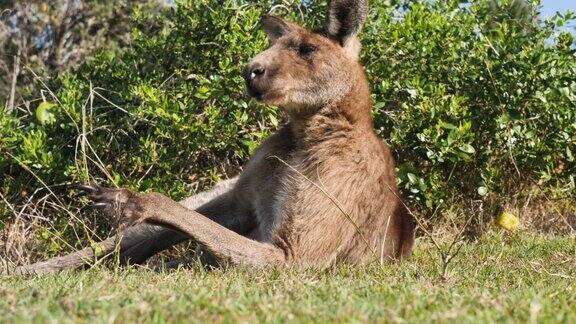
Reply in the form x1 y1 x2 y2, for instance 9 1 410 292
497 211 519 231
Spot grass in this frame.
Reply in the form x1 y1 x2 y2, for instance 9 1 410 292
0 231 574 323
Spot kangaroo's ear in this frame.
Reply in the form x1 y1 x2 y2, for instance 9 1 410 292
260 15 296 45
326 0 367 46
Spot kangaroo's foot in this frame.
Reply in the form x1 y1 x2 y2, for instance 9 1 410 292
76 184 161 231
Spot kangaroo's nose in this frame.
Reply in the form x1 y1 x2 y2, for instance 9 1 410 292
243 64 266 82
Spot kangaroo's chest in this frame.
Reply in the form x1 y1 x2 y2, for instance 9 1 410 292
244 150 302 242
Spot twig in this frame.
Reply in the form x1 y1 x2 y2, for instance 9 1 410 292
529 179 574 233
4 152 99 239
380 210 393 264
92 89 130 114
6 47 21 113
0 191 21 270
383 182 471 279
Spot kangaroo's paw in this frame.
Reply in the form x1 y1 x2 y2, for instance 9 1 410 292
74 184 149 231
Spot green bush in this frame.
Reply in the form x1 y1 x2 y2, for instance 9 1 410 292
364 1 575 207
1 0 574 254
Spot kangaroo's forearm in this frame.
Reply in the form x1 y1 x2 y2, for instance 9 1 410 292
179 177 238 210
147 206 284 267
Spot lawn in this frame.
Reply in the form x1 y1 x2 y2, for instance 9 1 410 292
1 232 574 323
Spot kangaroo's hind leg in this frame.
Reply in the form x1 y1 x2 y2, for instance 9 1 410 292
9 178 240 275
80 185 285 268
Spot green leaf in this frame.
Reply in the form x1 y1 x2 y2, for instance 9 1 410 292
458 144 476 154
373 101 386 110
35 102 57 125
567 147 574 162
91 242 104 258
269 114 278 127
407 173 418 184
406 88 418 98
442 122 458 130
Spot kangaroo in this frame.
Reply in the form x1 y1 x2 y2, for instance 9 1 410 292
11 0 414 275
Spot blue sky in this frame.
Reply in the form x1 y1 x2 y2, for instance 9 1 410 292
541 0 575 17
541 0 576 33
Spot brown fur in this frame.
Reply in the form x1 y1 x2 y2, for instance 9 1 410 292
11 0 413 274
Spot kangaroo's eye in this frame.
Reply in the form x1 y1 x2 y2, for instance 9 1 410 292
297 43 316 57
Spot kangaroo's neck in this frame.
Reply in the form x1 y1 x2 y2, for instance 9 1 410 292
288 74 373 146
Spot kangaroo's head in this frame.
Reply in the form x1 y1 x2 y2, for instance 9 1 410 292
243 0 368 115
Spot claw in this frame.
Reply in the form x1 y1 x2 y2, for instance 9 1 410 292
72 184 101 194
87 202 109 209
